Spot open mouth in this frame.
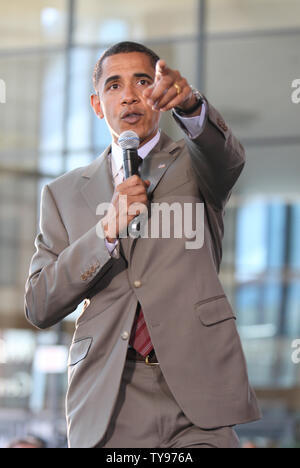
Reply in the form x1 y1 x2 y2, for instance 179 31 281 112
121 112 143 124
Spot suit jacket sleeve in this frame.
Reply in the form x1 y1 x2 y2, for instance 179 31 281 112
25 184 113 329
173 98 246 210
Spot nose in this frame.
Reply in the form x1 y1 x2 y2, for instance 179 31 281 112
121 84 140 105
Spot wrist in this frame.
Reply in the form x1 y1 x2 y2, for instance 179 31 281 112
179 94 197 111
175 87 204 116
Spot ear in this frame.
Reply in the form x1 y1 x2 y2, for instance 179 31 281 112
90 94 104 119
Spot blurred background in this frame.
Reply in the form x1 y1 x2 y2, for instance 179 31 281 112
0 0 299 448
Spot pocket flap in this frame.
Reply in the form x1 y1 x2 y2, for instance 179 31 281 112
68 337 93 366
195 296 236 326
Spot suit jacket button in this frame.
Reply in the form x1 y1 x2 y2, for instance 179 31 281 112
217 118 228 132
134 281 142 288
121 331 129 341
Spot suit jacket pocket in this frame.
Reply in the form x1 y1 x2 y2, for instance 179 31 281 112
68 337 93 366
195 295 236 326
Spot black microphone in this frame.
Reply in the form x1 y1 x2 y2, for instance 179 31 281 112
118 131 144 237
118 130 141 179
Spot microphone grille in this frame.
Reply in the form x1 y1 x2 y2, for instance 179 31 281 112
118 131 140 150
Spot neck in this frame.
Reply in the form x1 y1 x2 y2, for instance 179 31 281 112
138 129 160 148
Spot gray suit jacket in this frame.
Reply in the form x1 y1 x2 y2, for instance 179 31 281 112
25 99 261 448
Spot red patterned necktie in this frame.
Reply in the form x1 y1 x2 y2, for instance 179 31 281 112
129 304 153 358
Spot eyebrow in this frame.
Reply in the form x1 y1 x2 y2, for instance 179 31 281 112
104 73 154 88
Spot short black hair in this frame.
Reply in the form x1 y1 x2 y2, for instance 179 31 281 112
92 41 160 91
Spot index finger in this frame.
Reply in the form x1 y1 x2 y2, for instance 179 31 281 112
155 59 170 76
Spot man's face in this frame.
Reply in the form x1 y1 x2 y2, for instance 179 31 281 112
91 52 161 146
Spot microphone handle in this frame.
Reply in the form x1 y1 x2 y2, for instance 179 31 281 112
122 148 142 237
123 149 140 179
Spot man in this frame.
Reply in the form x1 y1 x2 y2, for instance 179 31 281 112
25 41 261 448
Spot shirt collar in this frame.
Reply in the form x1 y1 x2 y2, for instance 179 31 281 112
111 130 161 179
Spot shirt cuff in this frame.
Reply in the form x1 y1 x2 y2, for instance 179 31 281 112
105 238 120 259
173 101 207 139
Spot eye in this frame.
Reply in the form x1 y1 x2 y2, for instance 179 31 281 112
137 79 151 87
108 83 119 91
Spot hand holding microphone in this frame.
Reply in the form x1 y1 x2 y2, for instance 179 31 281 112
101 131 150 243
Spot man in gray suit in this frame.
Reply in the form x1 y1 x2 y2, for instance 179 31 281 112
25 41 261 448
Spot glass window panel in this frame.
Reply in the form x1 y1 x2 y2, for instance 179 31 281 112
91 47 112 153
262 282 282 328
267 204 286 270
235 283 283 335
285 282 300 337
74 0 199 44
0 173 37 325
206 34 300 141
0 0 67 50
207 0 300 33
66 152 93 172
38 152 64 178
236 283 282 334
39 54 66 153
0 218 19 287
236 200 268 279
235 146 300 197
0 329 36 410
0 53 65 171
243 336 298 389
290 204 300 271
236 285 262 327
67 48 94 152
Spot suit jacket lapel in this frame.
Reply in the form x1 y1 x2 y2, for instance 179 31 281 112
80 146 114 218
141 132 185 197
